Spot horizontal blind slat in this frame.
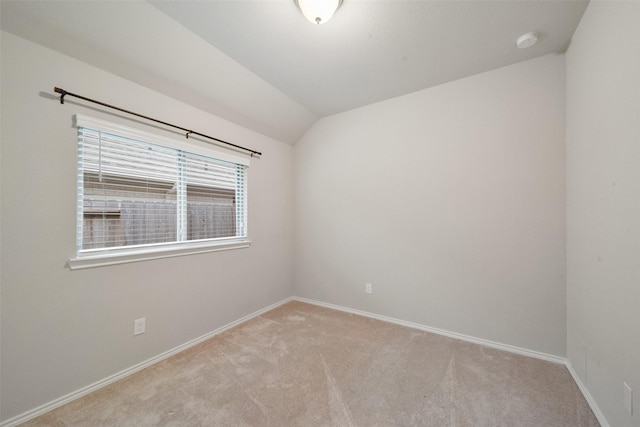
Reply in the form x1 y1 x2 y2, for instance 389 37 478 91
78 122 247 253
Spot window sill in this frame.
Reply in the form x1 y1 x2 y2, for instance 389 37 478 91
67 239 251 270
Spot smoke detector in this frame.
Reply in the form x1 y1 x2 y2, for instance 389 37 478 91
516 32 539 49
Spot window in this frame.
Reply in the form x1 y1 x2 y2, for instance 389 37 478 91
68 115 250 269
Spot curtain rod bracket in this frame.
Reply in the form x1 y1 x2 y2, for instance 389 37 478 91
186 131 193 139
55 87 67 104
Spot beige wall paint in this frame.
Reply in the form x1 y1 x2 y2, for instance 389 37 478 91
0 31 294 421
566 2 640 426
294 54 567 357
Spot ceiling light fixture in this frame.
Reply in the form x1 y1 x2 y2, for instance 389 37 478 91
295 0 343 25
516 32 539 49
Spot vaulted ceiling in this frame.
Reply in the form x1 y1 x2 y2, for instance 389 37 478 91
1 1 588 144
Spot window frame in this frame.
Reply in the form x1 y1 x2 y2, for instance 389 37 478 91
68 114 251 270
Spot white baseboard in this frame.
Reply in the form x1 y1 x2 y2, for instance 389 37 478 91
3 296 608 427
565 361 610 427
293 296 566 364
295 296 613 425
0 297 293 427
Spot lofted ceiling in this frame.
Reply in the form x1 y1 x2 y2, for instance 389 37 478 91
1 0 588 144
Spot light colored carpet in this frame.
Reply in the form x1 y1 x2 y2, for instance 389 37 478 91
24 301 599 426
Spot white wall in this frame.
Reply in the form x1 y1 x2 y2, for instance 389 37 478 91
0 31 294 422
294 54 566 357
566 2 640 426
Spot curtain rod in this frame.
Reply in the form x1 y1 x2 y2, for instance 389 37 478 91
53 87 262 157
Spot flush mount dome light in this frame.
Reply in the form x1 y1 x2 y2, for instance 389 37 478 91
516 32 539 49
295 0 343 25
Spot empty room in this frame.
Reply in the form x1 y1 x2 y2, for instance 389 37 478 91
1 0 638 426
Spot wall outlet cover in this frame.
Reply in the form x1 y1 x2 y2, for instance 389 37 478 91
134 318 146 336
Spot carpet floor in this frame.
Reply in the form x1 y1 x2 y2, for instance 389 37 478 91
24 300 599 426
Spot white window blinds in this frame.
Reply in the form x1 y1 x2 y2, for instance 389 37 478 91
75 115 249 257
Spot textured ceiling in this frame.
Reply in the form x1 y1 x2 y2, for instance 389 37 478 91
1 1 588 144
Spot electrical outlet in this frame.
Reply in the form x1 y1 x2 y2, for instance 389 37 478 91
134 318 146 336
365 283 372 294
624 382 633 415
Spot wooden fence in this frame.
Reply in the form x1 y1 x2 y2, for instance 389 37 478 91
82 199 235 249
